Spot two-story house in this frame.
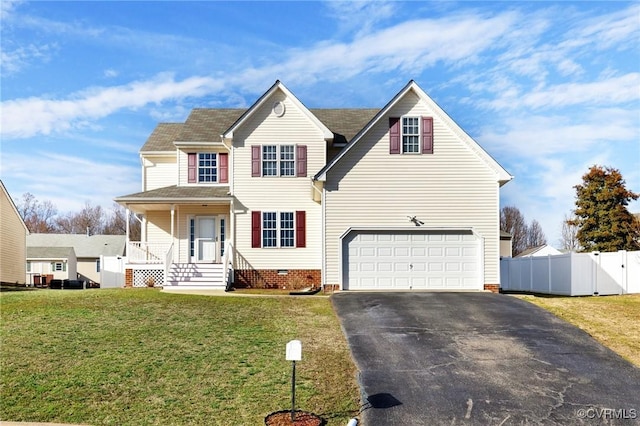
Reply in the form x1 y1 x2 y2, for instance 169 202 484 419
115 80 512 292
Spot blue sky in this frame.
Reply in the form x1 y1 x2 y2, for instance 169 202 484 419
1 0 639 246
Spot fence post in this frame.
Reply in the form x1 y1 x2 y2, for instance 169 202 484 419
548 255 552 294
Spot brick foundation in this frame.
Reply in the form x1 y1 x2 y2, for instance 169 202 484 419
125 269 133 288
323 284 340 294
234 269 321 289
484 284 500 293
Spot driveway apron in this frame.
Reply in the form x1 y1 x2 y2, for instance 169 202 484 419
332 292 640 425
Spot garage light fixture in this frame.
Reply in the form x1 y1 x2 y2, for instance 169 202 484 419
407 216 424 226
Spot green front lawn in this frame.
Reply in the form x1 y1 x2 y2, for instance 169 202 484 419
519 293 640 366
0 289 359 425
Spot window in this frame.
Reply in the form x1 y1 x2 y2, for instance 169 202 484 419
188 152 228 184
280 212 294 247
198 153 217 182
389 116 433 155
253 145 306 177
220 218 226 257
189 218 195 257
402 117 420 153
26 261 31 272
252 211 306 248
280 146 295 176
96 259 101 273
262 146 278 177
52 262 66 272
262 212 278 247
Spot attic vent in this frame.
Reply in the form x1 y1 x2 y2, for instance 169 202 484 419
273 101 286 117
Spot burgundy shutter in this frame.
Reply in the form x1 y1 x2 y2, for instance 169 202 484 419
251 211 261 248
188 153 197 183
296 145 307 177
219 152 228 183
251 145 261 177
422 117 433 154
295 211 306 248
389 117 400 154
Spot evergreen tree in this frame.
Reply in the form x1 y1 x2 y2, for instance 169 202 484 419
571 165 639 252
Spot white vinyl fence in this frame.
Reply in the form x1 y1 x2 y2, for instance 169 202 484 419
100 255 126 288
500 250 640 296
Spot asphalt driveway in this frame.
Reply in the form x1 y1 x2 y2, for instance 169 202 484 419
332 292 640 425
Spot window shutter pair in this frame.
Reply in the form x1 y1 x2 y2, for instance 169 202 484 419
251 145 307 177
251 211 306 248
188 152 228 183
389 117 433 154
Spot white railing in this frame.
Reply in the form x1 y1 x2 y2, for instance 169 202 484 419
164 243 174 286
222 241 234 290
127 242 173 264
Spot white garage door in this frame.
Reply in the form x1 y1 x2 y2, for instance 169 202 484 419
343 230 481 290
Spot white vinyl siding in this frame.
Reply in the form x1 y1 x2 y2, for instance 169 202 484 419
323 91 501 287
144 156 177 191
1 187 27 284
232 89 322 269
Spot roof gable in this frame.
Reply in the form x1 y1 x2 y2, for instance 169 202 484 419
223 81 333 141
1 180 29 233
314 80 512 184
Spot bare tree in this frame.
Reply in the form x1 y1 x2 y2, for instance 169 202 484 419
559 213 580 251
16 193 58 233
55 202 105 235
103 203 141 240
527 220 547 248
500 206 528 256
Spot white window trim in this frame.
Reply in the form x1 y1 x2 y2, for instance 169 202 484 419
197 152 218 183
262 211 296 248
262 145 296 177
401 116 421 154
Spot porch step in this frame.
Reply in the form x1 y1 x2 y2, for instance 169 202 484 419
165 263 227 290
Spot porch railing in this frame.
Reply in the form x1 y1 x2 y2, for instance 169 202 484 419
127 242 173 264
222 241 234 291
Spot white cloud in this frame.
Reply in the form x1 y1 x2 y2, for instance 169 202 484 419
104 69 119 78
0 151 140 213
0 43 57 75
1 74 224 139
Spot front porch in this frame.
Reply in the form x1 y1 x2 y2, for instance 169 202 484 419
115 185 236 290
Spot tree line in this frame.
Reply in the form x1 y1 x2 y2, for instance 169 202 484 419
16 193 141 240
501 165 639 257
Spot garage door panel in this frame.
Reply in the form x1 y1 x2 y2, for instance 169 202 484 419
344 230 481 290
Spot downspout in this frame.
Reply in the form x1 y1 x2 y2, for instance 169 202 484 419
321 184 327 290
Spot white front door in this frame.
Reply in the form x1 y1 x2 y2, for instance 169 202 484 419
196 217 217 263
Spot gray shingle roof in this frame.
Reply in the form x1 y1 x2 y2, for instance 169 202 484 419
140 123 184 152
178 108 246 142
27 246 75 260
27 234 126 258
138 108 380 153
115 185 231 201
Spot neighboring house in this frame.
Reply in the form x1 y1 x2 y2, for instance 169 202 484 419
500 231 513 258
26 246 77 285
26 234 126 285
1 180 29 285
515 244 563 257
115 80 512 292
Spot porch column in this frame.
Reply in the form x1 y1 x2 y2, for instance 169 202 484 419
170 205 175 239
125 207 130 243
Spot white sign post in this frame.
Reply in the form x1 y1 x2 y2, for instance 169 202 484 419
286 340 302 422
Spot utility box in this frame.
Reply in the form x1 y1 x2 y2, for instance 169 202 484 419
286 340 302 361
